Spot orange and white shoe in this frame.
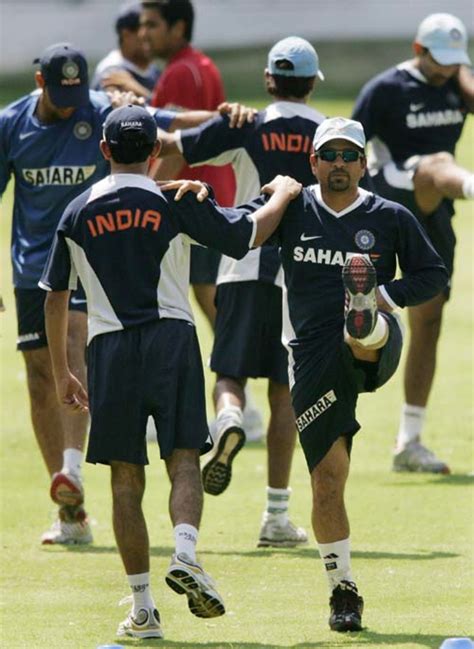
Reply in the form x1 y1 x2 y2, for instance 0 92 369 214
50 471 84 507
41 505 92 545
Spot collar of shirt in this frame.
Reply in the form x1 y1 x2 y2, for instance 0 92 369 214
168 44 196 66
310 184 370 218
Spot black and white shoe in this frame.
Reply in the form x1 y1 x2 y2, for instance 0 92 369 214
201 425 245 495
329 581 364 632
342 254 377 339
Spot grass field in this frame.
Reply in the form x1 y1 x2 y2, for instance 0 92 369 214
0 99 473 649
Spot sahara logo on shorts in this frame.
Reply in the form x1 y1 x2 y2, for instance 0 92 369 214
74 121 93 140
354 229 375 251
295 389 337 433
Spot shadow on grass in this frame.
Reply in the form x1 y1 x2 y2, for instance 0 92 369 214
387 474 474 487
109 628 448 648
61 545 459 561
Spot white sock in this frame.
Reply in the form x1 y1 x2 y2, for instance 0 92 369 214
356 313 388 347
318 538 354 593
127 572 155 615
397 403 426 449
462 174 474 199
264 486 290 524
62 448 83 479
216 404 243 435
174 523 198 561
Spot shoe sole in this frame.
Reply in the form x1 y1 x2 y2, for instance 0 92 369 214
118 627 164 639
330 618 364 632
50 473 84 507
202 426 245 496
343 256 377 339
165 566 225 618
41 534 93 546
257 537 308 548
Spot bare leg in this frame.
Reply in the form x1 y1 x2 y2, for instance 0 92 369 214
111 461 149 575
404 293 446 407
414 152 473 215
266 380 296 488
23 347 64 475
311 436 350 543
213 375 246 413
165 448 203 528
192 284 216 330
61 310 88 451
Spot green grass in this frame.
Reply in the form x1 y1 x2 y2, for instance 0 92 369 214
0 100 473 649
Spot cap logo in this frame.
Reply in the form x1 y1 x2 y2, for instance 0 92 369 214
74 121 92 140
449 27 462 41
355 229 375 251
62 60 79 79
121 120 144 127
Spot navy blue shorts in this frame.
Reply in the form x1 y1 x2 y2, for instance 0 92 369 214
291 312 403 473
210 281 288 384
15 284 87 351
369 168 455 290
189 245 221 284
86 318 212 465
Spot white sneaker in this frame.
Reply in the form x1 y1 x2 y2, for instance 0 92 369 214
165 552 225 618
258 516 308 548
242 405 265 442
117 607 163 639
392 439 450 474
41 505 93 545
202 425 245 495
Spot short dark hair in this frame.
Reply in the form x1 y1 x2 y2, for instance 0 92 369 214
109 132 155 164
267 74 315 100
142 0 194 41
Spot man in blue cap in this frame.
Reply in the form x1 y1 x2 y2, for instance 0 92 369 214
156 35 325 549
352 13 474 474
91 2 160 99
0 41 240 546
40 103 300 638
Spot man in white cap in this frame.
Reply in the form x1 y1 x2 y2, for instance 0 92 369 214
176 116 448 631
352 13 474 473
156 36 326 549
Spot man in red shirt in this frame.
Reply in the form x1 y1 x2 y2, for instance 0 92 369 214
141 0 236 326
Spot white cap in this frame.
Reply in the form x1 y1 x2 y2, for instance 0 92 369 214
313 117 366 151
267 36 324 80
416 13 471 66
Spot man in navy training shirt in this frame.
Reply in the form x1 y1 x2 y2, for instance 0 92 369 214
352 13 474 473
178 116 447 631
0 41 247 545
39 104 301 639
91 2 160 100
158 36 326 549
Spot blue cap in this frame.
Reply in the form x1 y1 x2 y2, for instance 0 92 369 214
34 43 89 108
416 13 471 66
267 36 324 80
439 639 474 649
115 2 141 33
313 117 366 151
104 104 157 147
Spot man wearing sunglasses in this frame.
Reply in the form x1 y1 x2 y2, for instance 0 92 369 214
352 13 474 474
175 116 447 631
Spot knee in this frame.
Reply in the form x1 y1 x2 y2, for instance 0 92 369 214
312 464 347 507
111 465 145 501
24 357 54 406
416 152 454 181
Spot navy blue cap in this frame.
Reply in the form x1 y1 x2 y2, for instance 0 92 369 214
34 43 89 108
103 105 157 147
115 2 142 33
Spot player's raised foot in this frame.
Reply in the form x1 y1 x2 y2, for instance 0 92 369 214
329 581 364 632
257 516 308 548
342 254 377 339
50 470 84 507
41 505 93 545
165 552 225 618
202 425 245 495
392 439 450 474
117 607 163 639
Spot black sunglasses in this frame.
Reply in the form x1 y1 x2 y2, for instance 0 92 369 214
317 149 363 163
